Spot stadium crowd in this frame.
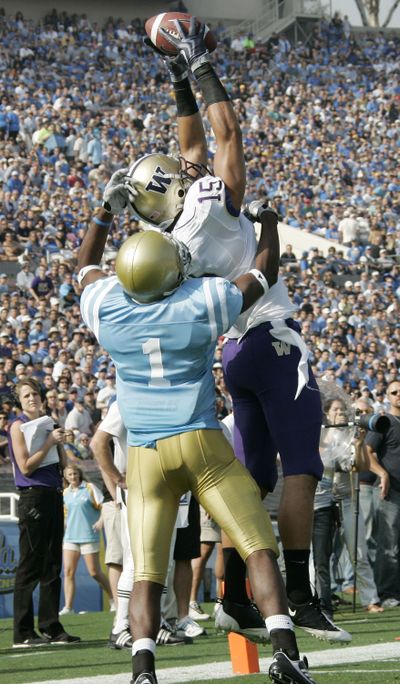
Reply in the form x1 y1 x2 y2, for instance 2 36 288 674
0 8 398 450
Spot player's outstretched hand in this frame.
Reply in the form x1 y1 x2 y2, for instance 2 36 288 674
143 37 189 82
243 200 279 223
160 17 209 71
102 169 136 215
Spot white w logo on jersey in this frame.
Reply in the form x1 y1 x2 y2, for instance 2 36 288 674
272 340 291 356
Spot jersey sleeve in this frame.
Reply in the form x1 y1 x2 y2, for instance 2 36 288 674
207 277 243 335
79 276 120 340
98 401 126 441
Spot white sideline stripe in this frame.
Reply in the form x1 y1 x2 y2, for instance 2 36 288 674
31 642 400 683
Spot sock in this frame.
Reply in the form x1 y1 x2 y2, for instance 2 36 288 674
113 567 134 633
283 550 313 604
223 548 250 605
112 588 131 633
132 646 155 679
269 628 299 661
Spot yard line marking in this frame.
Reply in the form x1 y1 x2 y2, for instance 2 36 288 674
36 642 400 684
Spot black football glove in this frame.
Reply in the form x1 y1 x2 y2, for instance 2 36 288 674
160 17 210 72
143 36 189 82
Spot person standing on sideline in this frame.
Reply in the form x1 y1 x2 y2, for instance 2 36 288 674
76 188 319 683
8 378 80 647
364 379 400 608
60 464 113 616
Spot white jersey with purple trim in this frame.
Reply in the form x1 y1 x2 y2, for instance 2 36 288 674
172 175 297 337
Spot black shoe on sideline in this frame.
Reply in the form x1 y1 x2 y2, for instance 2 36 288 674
156 621 192 646
13 632 49 648
41 630 81 644
288 596 351 643
108 627 133 649
214 598 269 644
269 651 318 683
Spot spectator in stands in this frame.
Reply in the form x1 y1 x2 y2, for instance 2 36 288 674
0 410 9 462
29 265 53 303
96 374 116 414
75 432 93 460
64 395 94 436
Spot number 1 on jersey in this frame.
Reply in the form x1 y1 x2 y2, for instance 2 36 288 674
142 338 171 387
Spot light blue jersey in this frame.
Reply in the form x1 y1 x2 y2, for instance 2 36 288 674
63 482 102 544
81 275 243 447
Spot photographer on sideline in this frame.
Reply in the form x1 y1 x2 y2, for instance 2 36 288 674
313 383 383 620
353 399 380 567
364 380 400 608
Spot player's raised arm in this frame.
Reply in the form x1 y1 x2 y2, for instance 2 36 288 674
162 18 245 211
143 38 208 173
77 170 132 288
235 203 280 312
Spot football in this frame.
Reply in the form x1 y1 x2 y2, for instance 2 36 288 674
144 12 217 56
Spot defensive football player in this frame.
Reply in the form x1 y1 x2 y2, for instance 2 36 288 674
77 200 318 684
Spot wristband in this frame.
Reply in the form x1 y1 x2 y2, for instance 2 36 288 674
77 265 103 286
192 63 230 106
249 269 269 295
93 216 112 228
174 78 199 117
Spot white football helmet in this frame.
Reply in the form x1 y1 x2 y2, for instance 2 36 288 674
125 153 210 231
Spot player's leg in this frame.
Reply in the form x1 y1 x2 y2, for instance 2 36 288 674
126 444 184 684
61 547 80 612
82 549 113 599
253 329 350 641
171 497 206 638
109 499 134 648
221 341 278 641
177 428 317 683
190 505 220 620
102 500 123 610
223 324 349 642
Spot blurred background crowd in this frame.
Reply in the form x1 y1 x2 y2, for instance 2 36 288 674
0 7 399 466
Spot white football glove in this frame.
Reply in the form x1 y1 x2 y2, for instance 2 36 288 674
102 168 138 215
243 200 279 223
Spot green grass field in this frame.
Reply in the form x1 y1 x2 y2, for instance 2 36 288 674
0 602 399 684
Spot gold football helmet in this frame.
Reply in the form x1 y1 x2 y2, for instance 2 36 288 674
125 154 189 231
115 230 190 303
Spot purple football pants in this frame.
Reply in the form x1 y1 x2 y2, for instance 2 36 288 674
222 320 323 492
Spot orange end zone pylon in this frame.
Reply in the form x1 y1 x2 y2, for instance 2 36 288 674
227 632 260 674
222 578 260 674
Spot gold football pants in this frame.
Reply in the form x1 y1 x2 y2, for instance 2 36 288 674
126 428 279 585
